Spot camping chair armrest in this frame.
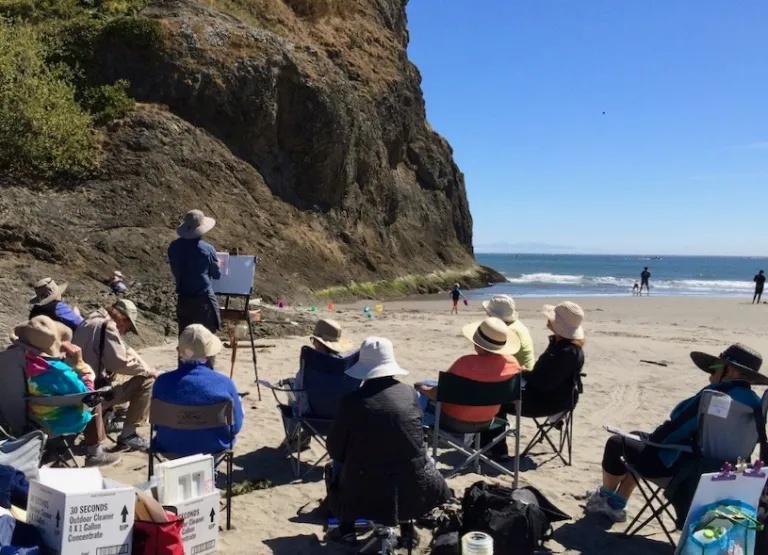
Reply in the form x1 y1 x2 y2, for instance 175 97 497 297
603 426 694 453
27 387 112 408
256 379 305 393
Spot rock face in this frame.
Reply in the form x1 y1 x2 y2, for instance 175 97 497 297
0 0 488 342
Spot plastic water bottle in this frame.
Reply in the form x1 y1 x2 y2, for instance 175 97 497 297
461 531 493 555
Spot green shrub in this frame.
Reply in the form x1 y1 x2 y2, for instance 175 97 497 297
0 23 99 177
84 80 134 123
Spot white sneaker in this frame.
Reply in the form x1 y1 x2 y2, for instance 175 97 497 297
584 490 627 523
585 488 604 510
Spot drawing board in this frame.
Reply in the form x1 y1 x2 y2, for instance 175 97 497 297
212 254 256 295
674 468 767 554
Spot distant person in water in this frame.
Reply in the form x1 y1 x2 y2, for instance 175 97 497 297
753 270 765 304
450 283 465 315
640 267 651 296
632 282 639 296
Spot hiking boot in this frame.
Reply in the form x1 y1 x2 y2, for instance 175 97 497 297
117 433 149 452
84 451 122 467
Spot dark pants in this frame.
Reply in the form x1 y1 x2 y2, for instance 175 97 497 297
602 432 685 479
176 294 221 335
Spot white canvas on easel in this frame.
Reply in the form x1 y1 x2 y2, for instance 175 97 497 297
674 469 768 554
212 255 256 295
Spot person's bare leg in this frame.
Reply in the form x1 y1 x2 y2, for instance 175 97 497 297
602 470 625 492
616 473 637 500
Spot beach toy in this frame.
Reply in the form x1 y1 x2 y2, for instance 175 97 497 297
310 306 317 312
297 303 303 309
277 300 285 309
327 302 336 311
375 304 384 312
366 312 374 320
463 299 469 306
363 306 371 313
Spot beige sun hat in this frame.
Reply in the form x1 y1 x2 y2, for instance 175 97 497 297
112 299 140 335
113 270 124 279
542 301 585 340
179 324 223 361
462 317 521 355
12 316 71 357
310 319 352 353
482 295 518 324
29 277 67 306
345 337 408 381
176 209 216 239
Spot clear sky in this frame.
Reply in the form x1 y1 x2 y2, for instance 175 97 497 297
405 1 768 256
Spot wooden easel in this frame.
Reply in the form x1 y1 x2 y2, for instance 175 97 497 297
219 292 261 400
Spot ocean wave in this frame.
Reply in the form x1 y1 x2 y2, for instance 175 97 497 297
505 273 753 292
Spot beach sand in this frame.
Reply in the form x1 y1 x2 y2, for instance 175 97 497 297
100 295 768 554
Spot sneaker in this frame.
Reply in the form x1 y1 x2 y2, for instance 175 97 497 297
84 451 122 467
117 434 149 452
584 490 627 523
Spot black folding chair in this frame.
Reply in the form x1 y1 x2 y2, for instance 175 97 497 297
147 399 235 530
520 372 584 466
428 372 522 487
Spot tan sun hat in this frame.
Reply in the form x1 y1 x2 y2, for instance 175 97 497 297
29 277 67 306
462 317 521 355
482 295 518 324
542 301 585 340
310 319 352 353
113 270 124 279
176 209 216 239
112 299 140 335
179 324 223 361
345 337 408 380
12 316 71 357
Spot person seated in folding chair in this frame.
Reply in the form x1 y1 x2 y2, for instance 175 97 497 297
151 325 244 456
417 317 522 437
482 295 535 369
28 277 83 333
74 299 157 454
326 337 451 549
585 343 768 524
481 301 585 461
10 316 97 437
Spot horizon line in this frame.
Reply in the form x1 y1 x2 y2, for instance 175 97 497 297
474 251 768 258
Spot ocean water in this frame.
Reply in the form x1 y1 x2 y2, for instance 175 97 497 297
473 254 768 298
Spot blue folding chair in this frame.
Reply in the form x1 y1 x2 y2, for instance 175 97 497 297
260 346 360 478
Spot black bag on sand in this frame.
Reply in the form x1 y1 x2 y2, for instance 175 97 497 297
756 482 768 554
461 481 570 555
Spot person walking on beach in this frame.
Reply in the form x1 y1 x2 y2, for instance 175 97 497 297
640 267 651 296
753 270 766 304
450 283 465 315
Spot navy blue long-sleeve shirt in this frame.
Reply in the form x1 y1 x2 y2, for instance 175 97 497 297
167 238 220 296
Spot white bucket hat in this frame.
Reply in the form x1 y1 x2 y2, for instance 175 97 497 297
482 295 518 324
179 324 223 361
345 337 408 381
542 301 584 340
176 209 216 239
462 317 521 355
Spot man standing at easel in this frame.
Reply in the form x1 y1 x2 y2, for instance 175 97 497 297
168 209 221 335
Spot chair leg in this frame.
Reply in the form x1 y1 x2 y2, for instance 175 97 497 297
623 472 676 547
226 453 233 531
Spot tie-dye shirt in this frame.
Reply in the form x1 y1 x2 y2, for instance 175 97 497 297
24 353 93 435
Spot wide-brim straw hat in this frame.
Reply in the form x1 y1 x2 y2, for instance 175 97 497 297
345 337 408 381
542 301 584 340
179 324 223 361
29 277 67 306
482 295 519 324
176 209 216 239
462 317 521 355
690 343 768 386
12 316 70 357
310 318 352 353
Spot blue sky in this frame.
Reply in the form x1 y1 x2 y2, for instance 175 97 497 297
406 1 768 256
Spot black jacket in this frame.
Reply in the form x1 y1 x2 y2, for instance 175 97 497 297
520 336 584 417
327 377 451 524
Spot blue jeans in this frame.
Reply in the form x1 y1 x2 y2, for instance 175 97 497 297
417 392 436 426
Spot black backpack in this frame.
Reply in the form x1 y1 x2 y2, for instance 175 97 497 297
461 481 570 555
756 482 768 554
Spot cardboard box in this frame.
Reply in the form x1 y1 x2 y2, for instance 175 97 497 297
27 468 135 555
166 491 220 555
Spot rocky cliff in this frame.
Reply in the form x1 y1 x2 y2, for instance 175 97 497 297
0 0 497 342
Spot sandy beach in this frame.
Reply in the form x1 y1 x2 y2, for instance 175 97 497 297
99 295 768 554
